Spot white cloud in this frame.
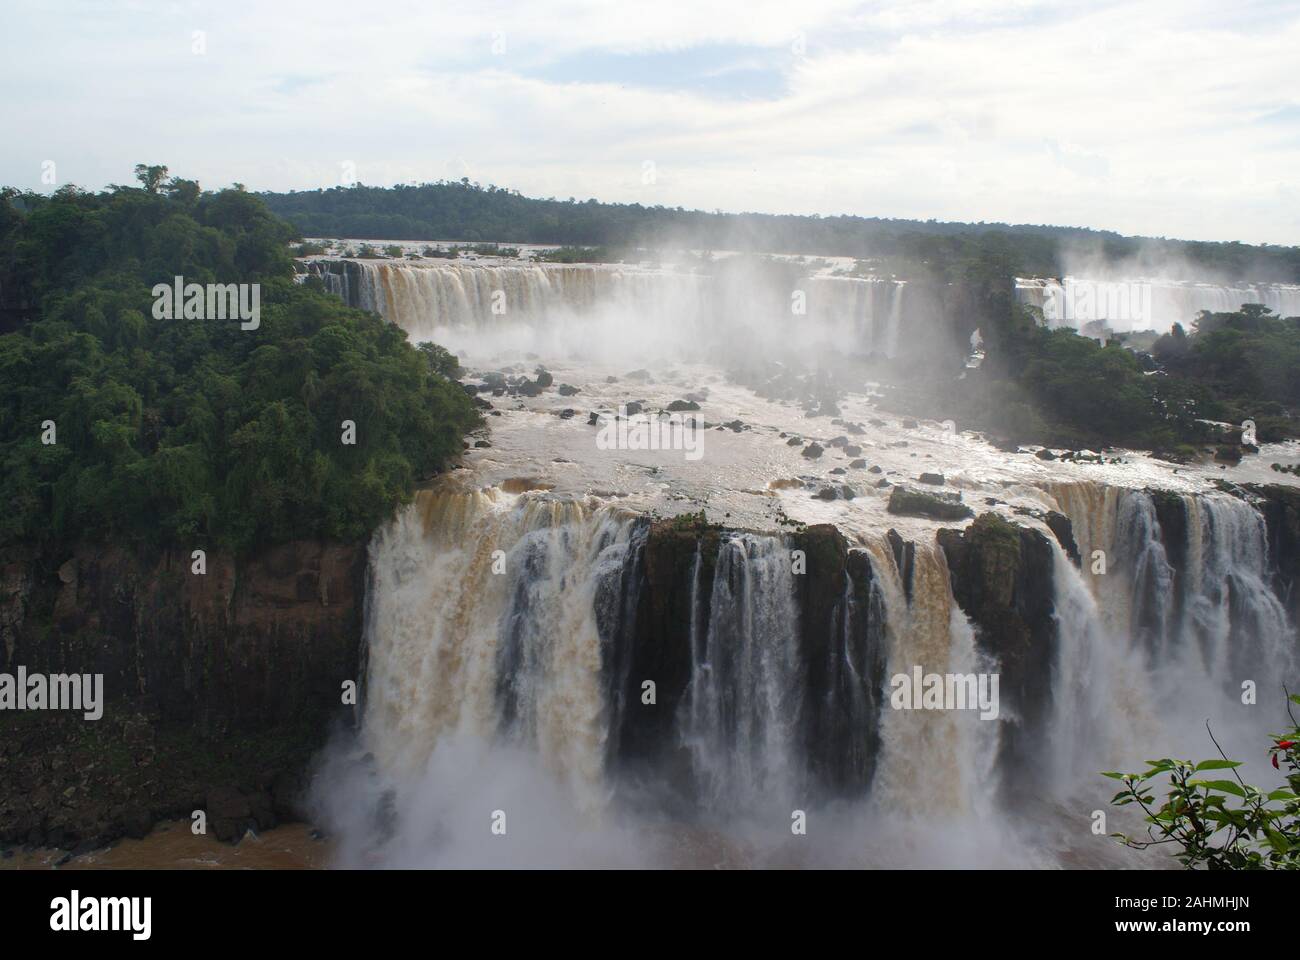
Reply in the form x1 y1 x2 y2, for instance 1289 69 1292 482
2 0 1297 244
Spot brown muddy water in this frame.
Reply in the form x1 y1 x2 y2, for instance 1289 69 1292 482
4 821 330 870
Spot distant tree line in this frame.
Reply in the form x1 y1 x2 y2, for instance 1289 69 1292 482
892 252 1300 451
259 179 1300 283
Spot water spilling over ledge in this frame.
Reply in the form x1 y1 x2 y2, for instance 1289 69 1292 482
288 254 1300 867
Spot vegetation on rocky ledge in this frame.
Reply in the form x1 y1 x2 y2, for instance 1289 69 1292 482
0 166 479 554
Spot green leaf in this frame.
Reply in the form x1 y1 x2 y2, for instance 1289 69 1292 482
1189 779 1247 797
1263 828 1291 854
1193 759 1243 771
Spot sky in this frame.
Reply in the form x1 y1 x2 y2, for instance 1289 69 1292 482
3 0 1299 245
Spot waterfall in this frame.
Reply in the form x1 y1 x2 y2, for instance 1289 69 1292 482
869 541 1002 818
1044 482 1297 781
680 534 804 812
1183 495 1295 689
1046 541 1158 790
361 488 641 807
314 469 1294 866
304 258 918 359
1016 276 1300 334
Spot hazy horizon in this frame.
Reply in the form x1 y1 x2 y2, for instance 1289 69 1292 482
4 1 1299 243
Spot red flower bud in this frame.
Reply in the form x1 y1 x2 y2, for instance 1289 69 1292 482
1277 740 1295 749
1273 754 1281 769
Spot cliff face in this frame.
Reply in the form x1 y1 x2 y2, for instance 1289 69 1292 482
0 540 363 850
608 520 890 803
1 509 1084 847
938 513 1059 795
1251 484 1300 625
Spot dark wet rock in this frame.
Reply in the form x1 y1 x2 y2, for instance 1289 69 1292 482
802 443 825 460
830 467 847 475
473 439 491 448
887 486 974 521
623 401 643 416
1214 445 1242 464
1249 484 1300 624
1034 448 1056 461
1044 511 1080 566
558 383 580 396
843 444 862 457
558 409 575 420
587 412 599 425
868 465 882 474
534 368 554 388
786 437 803 446
667 399 700 412
918 472 945 485
850 459 867 469
937 513 1057 796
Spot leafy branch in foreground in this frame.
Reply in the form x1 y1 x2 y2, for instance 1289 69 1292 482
1104 694 1300 869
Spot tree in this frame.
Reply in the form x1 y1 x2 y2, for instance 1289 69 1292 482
134 164 169 193
1105 696 1300 869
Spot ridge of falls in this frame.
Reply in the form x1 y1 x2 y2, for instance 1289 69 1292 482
1044 481 1297 789
1015 276 1300 334
311 479 1297 867
300 257 1298 867
304 258 914 360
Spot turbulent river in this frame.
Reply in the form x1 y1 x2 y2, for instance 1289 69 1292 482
278 256 1300 868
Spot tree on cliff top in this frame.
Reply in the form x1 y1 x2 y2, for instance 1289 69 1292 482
0 168 479 554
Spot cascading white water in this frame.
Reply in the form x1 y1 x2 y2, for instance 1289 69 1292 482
361 488 648 799
1046 540 1159 791
1016 276 1300 334
867 540 1002 819
1183 495 1295 696
305 258 915 360
301 256 1298 867
681 534 804 813
1045 482 1297 784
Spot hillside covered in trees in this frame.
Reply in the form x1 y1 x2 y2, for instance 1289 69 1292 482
0 167 478 555
261 180 1300 283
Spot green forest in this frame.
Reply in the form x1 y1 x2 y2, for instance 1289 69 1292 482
261 179 1300 283
888 252 1300 452
0 166 479 555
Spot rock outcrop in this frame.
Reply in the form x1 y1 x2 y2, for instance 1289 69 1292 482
0 540 363 851
937 513 1057 796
